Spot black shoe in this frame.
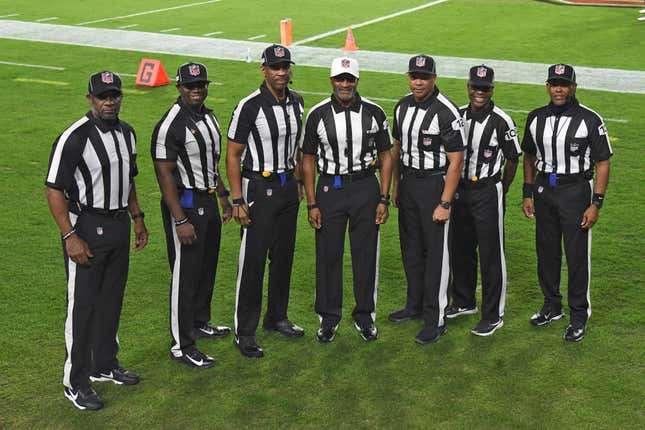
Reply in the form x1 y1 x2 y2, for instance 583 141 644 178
415 325 447 344
263 319 305 338
170 347 216 368
471 319 504 337
564 324 585 342
90 367 140 385
234 335 264 358
316 324 338 343
388 308 422 323
445 303 478 319
194 323 231 339
530 305 565 326
64 386 103 411
354 321 378 341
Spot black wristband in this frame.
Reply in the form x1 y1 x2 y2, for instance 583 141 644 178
380 194 390 201
175 217 189 226
307 203 319 210
217 189 230 198
592 193 604 209
131 211 145 220
379 198 390 206
522 183 534 199
232 198 245 207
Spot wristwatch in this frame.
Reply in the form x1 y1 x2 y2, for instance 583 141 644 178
440 200 451 209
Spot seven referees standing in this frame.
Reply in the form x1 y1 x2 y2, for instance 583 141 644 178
447 65 521 336
301 58 393 343
46 72 148 410
389 56 466 344
226 44 305 358
522 64 612 342
151 63 232 369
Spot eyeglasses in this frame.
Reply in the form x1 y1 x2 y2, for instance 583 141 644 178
182 82 208 90
332 75 357 83
268 63 291 71
94 91 122 101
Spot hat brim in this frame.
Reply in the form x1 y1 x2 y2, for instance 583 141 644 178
407 69 435 75
90 86 122 96
468 80 494 88
263 60 295 66
547 77 575 84
330 71 359 79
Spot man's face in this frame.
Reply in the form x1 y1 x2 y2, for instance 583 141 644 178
331 74 358 104
467 84 493 111
262 62 291 93
408 72 436 102
87 90 122 121
177 81 209 109
547 80 576 106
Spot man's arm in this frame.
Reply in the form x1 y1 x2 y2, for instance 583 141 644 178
294 148 304 202
215 175 233 224
153 160 197 244
127 183 148 251
501 159 519 194
226 140 251 226
581 159 610 229
433 150 464 223
302 153 321 229
45 187 93 265
522 152 537 219
391 140 401 207
376 149 393 225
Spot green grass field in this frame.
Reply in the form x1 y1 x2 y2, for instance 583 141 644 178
1 1 644 428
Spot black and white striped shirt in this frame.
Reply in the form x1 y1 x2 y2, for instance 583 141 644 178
459 102 521 180
46 112 137 210
151 98 222 191
301 95 392 174
521 99 613 174
228 82 304 173
392 87 466 170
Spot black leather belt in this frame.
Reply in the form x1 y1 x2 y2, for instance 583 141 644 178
460 173 501 189
73 203 129 218
320 168 375 182
537 170 592 187
401 166 445 178
242 169 294 182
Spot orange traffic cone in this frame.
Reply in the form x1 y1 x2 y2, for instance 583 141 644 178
135 59 170 87
343 27 359 51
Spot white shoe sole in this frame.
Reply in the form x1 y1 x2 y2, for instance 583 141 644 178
89 375 124 385
64 390 87 410
446 307 478 319
471 320 504 337
531 312 565 326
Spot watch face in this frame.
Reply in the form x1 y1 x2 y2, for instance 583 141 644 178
440 201 451 209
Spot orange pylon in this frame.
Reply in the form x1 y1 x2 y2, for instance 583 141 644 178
343 27 359 51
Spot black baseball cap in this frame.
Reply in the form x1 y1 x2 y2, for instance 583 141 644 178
88 71 122 96
408 55 436 75
547 64 576 84
469 65 494 88
261 44 294 66
176 62 210 85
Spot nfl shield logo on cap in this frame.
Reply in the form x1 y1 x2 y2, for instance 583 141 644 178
341 59 350 68
415 56 426 67
189 64 201 76
274 46 285 57
477 66 487 77
101 72 113 84
555 64 565 75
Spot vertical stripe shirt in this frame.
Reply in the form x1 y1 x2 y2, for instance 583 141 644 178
301 94 392 174
228 82 304 173
45 112 137 210
521 99 613 174
392 87 466 170
459 101 521 180
151 98 222 191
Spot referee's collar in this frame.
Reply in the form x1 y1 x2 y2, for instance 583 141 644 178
331 93 362 113
260 81 295 106
176 97 211 119
466 100 494 122
409 86 440 108
86 111 121 132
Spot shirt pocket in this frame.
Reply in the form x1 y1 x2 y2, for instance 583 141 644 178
419 133 441 152
567 137 588 156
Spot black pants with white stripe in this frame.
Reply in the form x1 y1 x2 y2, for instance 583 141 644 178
161 192 222 355
63 211 130 390
450 181 506 322
397 173 451 328
235 176 299 336
534 178 593 326
314 174 380 329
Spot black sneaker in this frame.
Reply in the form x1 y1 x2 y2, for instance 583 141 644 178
64 386 103 411
263 319 305 338
471 319 504 337
445 304 478 319
170 347 216 368
415 325 447 345
316 324 338 343
564 324 585 342
388 308 422 323
354 321 378 341
194 323 231 339
90 367 140 385
530 306 565 326
234 335 265 358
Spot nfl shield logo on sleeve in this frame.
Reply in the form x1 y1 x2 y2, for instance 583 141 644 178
96 227 104 235
274 46 285 57
555 65 565 75
189 64 200 76
415 56 426 67
477 67 487 77
101 72 113 84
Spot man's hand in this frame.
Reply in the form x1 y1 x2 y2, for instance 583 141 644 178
432 205 450 223
220 198 233 224
375 203 389 224
176 222 197 245
233 204 251 226
133 219 148 251
522 197 535 219
308 207 322 229
391 185 399 208
65 235 93 265
580 204 599 229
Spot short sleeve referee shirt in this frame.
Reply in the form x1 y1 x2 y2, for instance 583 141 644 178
228 82 304 173
46 112 137 210
392 86 466 170
301 94 392 175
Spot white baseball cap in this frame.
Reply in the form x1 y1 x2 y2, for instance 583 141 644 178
330 57 359 79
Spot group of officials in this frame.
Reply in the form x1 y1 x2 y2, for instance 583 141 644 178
46 44 612 411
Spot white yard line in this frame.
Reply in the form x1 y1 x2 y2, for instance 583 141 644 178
1 20 643 96
118 24 139 29
293 0 449 46
36 17 58 22
204 31 223 36
247 34 266 41
14 77 68 85
0 60 65 70
160 27 181 33
75 0 223 26
116 72 138 77
0 13 20 18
